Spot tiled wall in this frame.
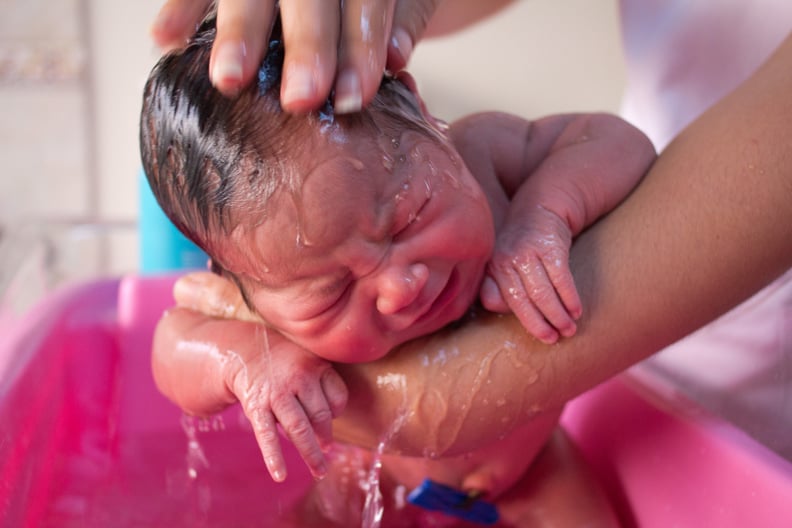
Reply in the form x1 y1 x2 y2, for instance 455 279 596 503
1 0 91 222
0 0 625 280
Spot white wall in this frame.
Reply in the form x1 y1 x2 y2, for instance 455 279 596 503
410 0 626 121
0 0 625 275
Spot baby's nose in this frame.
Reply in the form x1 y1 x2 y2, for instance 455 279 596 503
376 263 429 315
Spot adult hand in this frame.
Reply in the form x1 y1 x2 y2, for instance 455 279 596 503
150 0 441 112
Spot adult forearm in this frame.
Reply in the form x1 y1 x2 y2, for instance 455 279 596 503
155 34 792 458
424 0 516 38
333 33 792 455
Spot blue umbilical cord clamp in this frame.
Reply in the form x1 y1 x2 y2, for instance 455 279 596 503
407 478 499 525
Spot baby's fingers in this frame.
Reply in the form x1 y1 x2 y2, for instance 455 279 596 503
293 369 347 450
511 260 576 344
245 404 289 482
542 256 583 321
272 394 329 480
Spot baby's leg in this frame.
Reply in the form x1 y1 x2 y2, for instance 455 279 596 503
458 411 561 498
284 444 429 528
286 417 618 527
495 428 620 527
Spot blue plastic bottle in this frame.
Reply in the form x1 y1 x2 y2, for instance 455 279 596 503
138 168 207 273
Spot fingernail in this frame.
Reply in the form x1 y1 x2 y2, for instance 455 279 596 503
281 64 316 108
267 457 286 482
211 41 246 89
319 436 334 451
313 461 328 480
390 28 414 67
334 69 362 114
542 334 559 345
561 322 577 338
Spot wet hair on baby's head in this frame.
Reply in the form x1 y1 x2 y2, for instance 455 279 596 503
139 12 442 264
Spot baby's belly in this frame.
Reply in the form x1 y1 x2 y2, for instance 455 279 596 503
383 409 561 498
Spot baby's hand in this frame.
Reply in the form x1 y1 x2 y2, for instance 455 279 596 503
225 334 348 483
172 272 348 482
480 206 582 344
173 271 347 482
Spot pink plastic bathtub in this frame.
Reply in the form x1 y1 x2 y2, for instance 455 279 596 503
2 275 791 527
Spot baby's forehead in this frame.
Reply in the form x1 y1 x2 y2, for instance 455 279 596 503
231 125 452 277
233 151 386 267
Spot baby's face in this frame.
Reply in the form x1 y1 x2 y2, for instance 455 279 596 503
218 127 494 362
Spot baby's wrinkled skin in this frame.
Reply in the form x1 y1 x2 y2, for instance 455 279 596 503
155 101 654 493
142 20 654 492
217 127 494 364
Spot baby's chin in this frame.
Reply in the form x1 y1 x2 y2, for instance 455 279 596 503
309 336 396 364
315 275 483 363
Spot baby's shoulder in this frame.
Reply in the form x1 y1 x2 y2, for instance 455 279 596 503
449 112 530 187
449 112 529 144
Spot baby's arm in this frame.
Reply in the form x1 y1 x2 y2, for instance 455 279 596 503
152 273 348 482
452 112 656 343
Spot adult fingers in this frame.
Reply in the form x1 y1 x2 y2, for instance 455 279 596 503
387 0 441 71
211 0 278 96
279 0 340 112
151 0 213 51
334 0 396 113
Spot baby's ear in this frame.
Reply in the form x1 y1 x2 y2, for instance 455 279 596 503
395 70 420 96
395 71 446 131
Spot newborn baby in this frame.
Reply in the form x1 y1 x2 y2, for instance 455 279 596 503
140 13 654 523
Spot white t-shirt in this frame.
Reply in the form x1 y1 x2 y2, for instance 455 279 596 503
618 0 792 460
